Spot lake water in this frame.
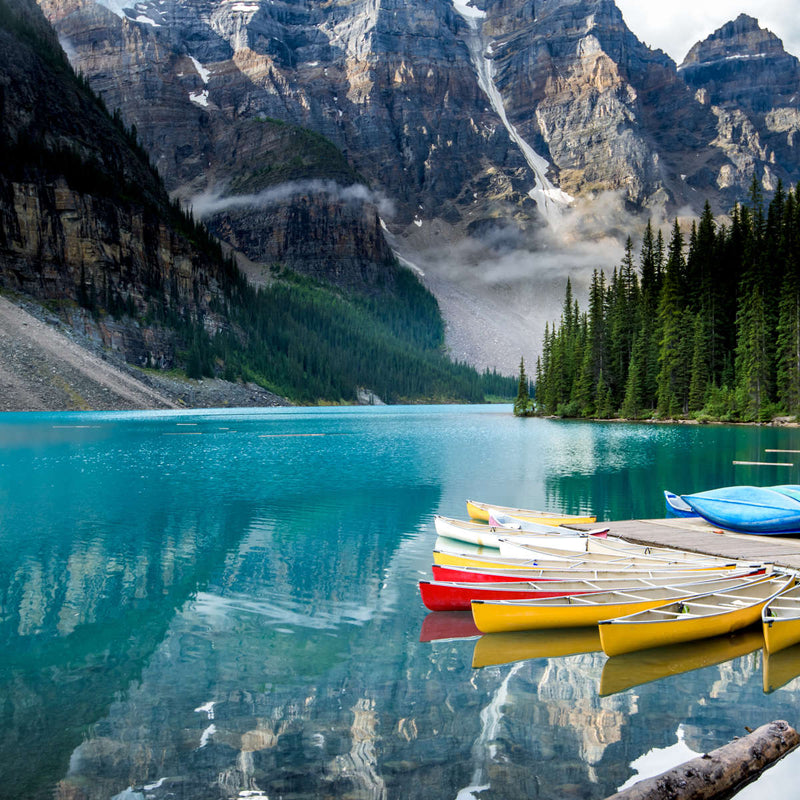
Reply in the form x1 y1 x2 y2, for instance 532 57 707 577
3 405 800 800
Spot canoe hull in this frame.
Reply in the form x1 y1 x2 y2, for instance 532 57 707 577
419 580 600 612
762 584 800 654
763 617 800 655
598 576 794 656
600 605 762 657
682 486 800 533
433 515 590 551
471 574 767 633
472 595 680 632
664 490 697 518
466 499 595 525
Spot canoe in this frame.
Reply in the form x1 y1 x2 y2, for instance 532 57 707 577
496 537 743 570
488 509 608 539
421 569 766 613
600 628 764 696
420 579 602 612
470 573 769 632
430 563 763 584
664 490 698 517
762 583 800 654
598 574 795 657
432 547 743 573
471 627 601 668
681 485 800 533
466 499 596 525
433 515 600 551
585 537 735 565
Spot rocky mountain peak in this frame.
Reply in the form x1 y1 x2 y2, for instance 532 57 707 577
679 14 800 112
677 13 800 197
681 14 786 67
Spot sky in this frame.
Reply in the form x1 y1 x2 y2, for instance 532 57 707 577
614 1 800 63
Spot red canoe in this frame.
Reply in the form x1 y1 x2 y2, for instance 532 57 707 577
419 567 766 612
420 579 602 611
429 563 760 584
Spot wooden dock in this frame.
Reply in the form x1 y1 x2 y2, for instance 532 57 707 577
575 517 800 572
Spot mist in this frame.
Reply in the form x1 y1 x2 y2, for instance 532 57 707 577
390 190 659 376
189 180 396 220
188 178 666 378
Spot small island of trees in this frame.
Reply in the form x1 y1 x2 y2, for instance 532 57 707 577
517 180 800 422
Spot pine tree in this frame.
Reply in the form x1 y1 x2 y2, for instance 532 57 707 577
514 357 532 416
656 220 691 415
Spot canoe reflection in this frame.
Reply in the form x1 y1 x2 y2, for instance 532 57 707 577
419 611 481 642
600 627 764 696
763 642 800 693
472 626 602 668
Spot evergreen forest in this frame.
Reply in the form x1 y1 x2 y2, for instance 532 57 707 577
529 181 800 422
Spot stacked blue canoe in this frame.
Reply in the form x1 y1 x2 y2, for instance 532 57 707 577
664 485 800 534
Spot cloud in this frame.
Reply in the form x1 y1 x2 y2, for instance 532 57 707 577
189 180 396 220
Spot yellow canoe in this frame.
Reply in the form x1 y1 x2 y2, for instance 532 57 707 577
762 583 800 654
471 574 770 633
471 627 601 668
600 628 764 696
466 499 596 525
598 574 794 657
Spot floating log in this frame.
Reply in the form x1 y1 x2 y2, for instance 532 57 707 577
604 720 799 800
732 461 793 467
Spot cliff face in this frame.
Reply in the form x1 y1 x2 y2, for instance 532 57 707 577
485 0 725 211
0 0 235 368
679 14 800 195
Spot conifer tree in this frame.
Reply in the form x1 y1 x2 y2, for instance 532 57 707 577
514 357 532 416
656 220 691 415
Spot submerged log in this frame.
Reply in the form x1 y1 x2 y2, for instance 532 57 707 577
605 720 799 800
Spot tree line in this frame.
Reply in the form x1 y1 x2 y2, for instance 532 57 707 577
526 180 800 421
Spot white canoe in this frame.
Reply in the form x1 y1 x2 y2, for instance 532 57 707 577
433 515 607 552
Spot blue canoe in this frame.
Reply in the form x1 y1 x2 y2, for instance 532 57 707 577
664 490 697 518
681 485 800 534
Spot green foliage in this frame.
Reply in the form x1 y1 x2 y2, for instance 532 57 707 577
514 357 532 416
535 183 800 422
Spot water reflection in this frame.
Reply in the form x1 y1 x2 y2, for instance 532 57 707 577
471 628 602 668
600 629 765 696
762 642 800 693
3 409 800 799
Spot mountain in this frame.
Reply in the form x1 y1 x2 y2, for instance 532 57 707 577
9 0 800 377
0 0 508 407
35 0 800 224
679 13 800 197
0 0 240 370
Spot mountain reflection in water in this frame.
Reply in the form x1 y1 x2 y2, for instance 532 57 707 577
1 408 800 799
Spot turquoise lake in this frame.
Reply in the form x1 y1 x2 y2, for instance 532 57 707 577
3 405 800 800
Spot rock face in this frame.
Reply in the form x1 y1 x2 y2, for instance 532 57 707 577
35 0 800 232
486 0 725 212
0 0 235 368
679 14 800 196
